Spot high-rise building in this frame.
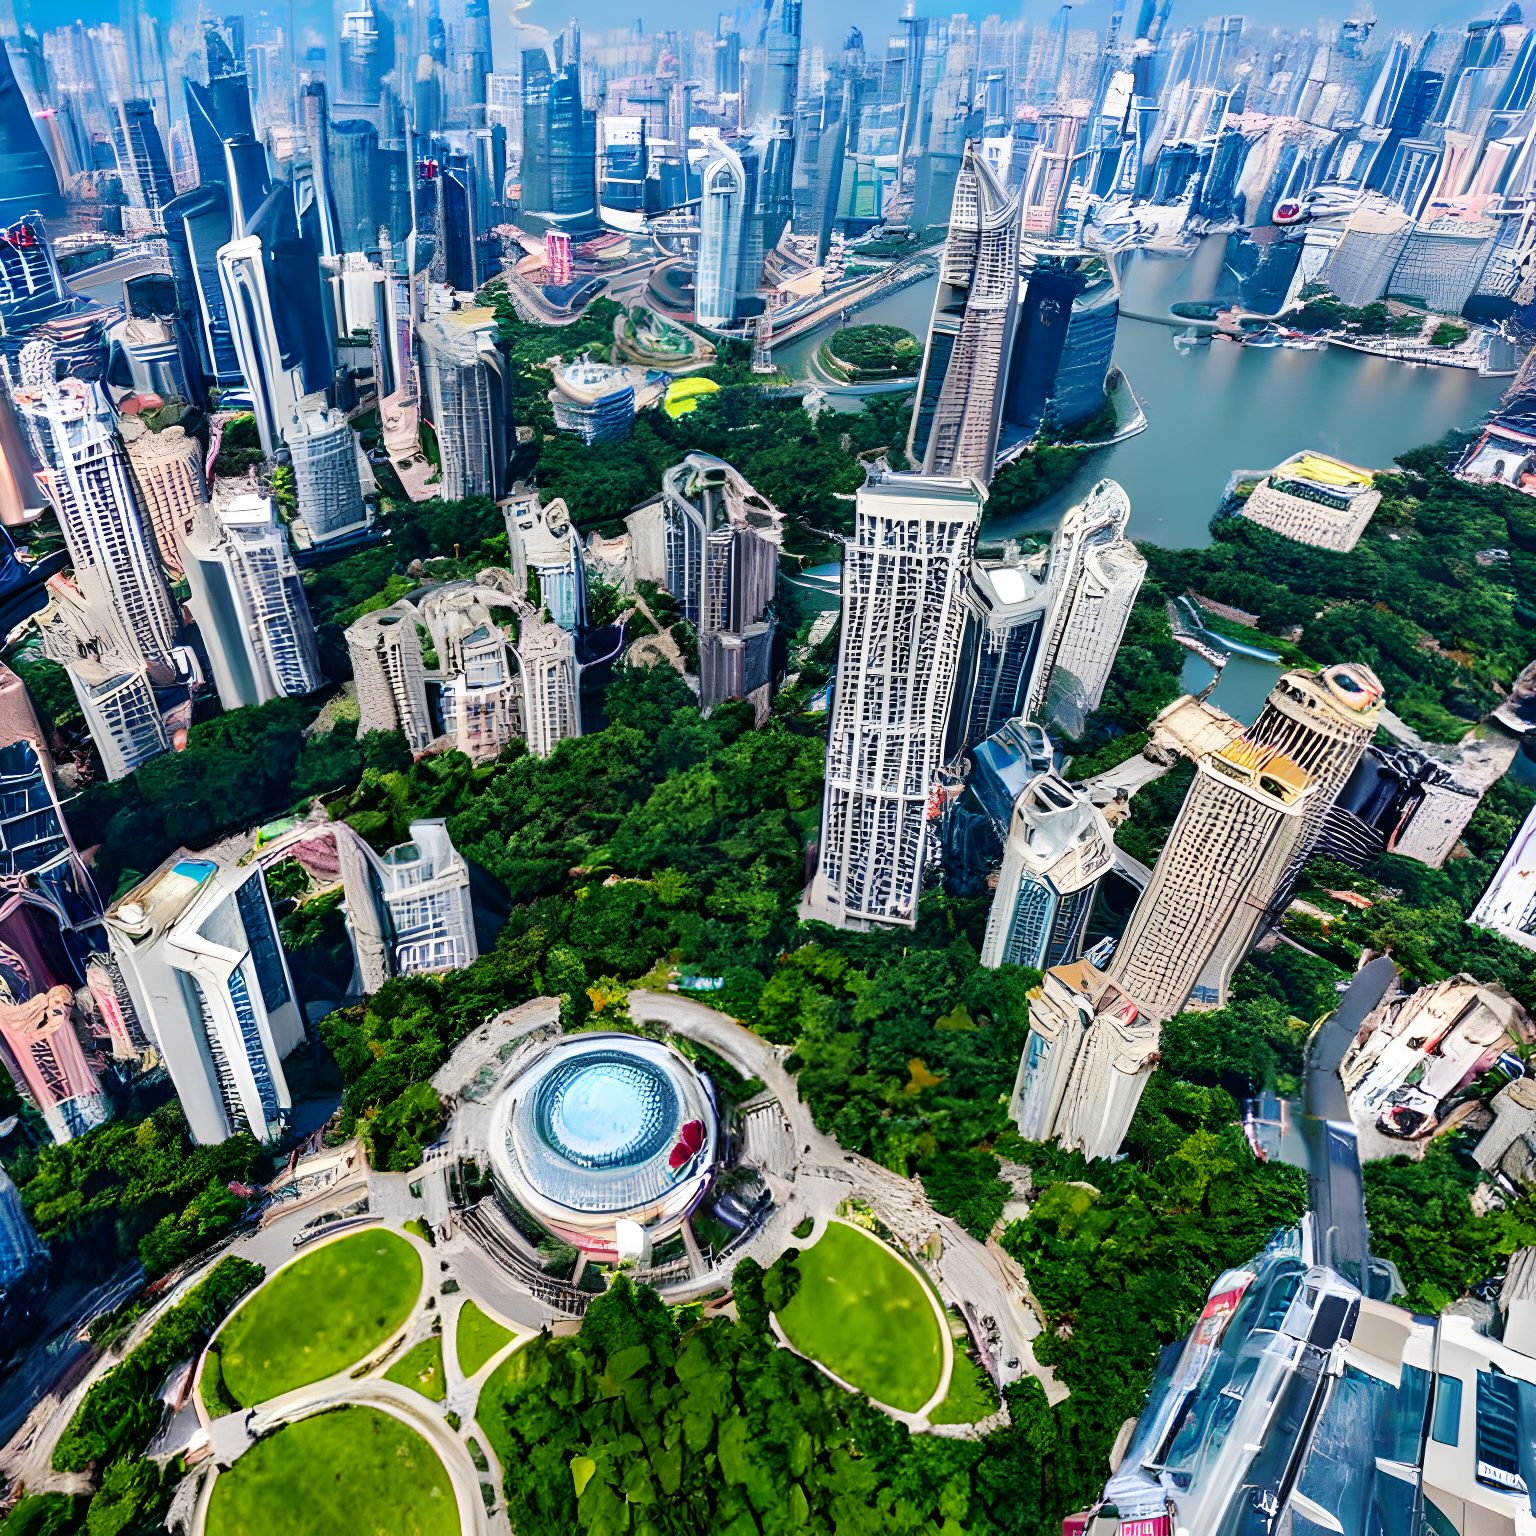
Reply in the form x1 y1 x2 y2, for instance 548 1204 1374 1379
694 133 749 328
801 470 985 930
980 771 1115 970
0 1165 43 1285
908 143 1023 481
500 484 588 631
377 820 479 974
327 118 378 253
121 421 208 577
14 378 179 667
1027 479 1147 738
347 600 433 752
33 576 171 779
516 607 582 757
283 399 370 549
217 236 307 459
416 310 512 501
1012 664 1384 1160
418 578 524 763
0 43 61 223
182 493 323 710
112 97 173 230
105 850 304 1145
0 981 107 1145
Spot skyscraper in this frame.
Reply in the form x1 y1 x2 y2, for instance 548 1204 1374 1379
500 485 588 631
418 578 524 763
105 850 304 1145
347 600 433 752
1012 664 1385 1160
1027 480 1148 737
121 421 208 577
0 42 61 223
908 143 1023 481
15 377 179 668
416 310 512 500
284 400 369 549
217 236 307 459
801 469 985 930
516 608 582 757
112 97 173 230
0 981 107 1145
377 820 479 974
980 771 1115 970
182 494 324 710
694 133 749 328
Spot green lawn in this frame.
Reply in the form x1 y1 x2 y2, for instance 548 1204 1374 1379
774 1221 944 1412
218 1231 422 1405
456 1301 513 1379
928 1349 1000 1425
385 1336 446 1402
205 1406 458 1536
476 1346 532 1475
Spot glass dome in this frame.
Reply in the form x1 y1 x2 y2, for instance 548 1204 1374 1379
534 1051 679 1170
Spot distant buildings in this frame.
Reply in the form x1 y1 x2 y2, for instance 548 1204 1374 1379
1013 664 1385 1159
417 577 524 763
105 850 304 1145
801 469 984 930
501 484 588 631
346 600 434 753
694 132 752 328
1238 451 1382 553
181 493 323 709
416 309 512 501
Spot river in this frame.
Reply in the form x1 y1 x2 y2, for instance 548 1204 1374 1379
774 248 1509 551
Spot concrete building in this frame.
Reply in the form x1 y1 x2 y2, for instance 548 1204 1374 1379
1323 203 1413 307
15 378 179 668
122 422 208 577
1388 217 1497 315
181 493 323 709
1027 479 1148 738
284 398 369 548
1012 664 1385 1159
217 235 307 459
500 484 588 631
378 819 478 974
1470 803 1536 953
104 850 304 1144
416 577 524 763
34 576 172 780
1238 451 1382 553
547 356 637 445
1324 743 1483 870
417 309 511 502
1475 1074 1536 1187
980 771 1115 970
693 131 750 328
801 470 984 930
112 97 175 230
517 609 582 757
908 141 1023 481
346 601 433 753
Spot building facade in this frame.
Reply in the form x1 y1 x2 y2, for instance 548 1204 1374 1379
346 600 434 752
284 400 369 548
378 819 478 974
500 484 588 631
123 423 208 577
417 310 512 502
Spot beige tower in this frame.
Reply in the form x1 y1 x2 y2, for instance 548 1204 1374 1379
123 423 209 576
345 601 433 753
1012 664 1384 1160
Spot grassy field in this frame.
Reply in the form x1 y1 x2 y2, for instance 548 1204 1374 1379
928 1349 1000 1425
385 1337 446 1402
475 1347 530 1475
456 1301 513 1379
205 1406 458 1536
774 1222 944 1412
218 1231 422 1405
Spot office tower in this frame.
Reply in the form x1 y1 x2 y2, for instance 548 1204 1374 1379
284 400 369 550
980 771 1114 970
163 185 242 386
370 257 417 459
378 820 478 974
801 470 984 931
15 378 179 667
520 42 598 227
416 310 511 501
752 0 800 254
327 119 378 252
106 318 201 413
694 133 749 328
0 43 60 223
1028 480 1147 738
182 494 323 710
1322 207 1413 309
0 1165 43 1284
908 144 1022 482
120 422 206 577
347 600 433 752
112 98 173 231
501 485 587 631
418 578 523 763
1013 665 1384 1159
218 237 307 459
34 576 171 779
105 850 303 1144
1363 36 1413 128
599 118 647 223
516 607 581 757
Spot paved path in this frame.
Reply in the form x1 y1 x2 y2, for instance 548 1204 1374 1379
628 990 1068 1407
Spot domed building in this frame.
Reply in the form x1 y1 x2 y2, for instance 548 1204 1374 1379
488 1033 718 1260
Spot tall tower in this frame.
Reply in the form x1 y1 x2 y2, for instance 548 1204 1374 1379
416 311 512 501
801 469 984 930
908 142 1023 481
346 600 433 752
182 494 324 710
418 577 525 763
15 379 179 668
378 820 480 973
112 98 174 230
122 422 208 577
980 771 1114 970
500 485 589 631
1012 664 1385 1160
694 133 748 328
284 400 369 549
516 612 582 758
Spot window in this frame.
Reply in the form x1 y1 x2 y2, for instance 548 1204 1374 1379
1476 1370 1528 1492
1431 1373 1462 1446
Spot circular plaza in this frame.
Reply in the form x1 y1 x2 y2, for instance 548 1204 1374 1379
487 1033 718 1260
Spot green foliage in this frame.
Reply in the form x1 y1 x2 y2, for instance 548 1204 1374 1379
85 1458 169 1536
53 1256 264 1472
822 325 922 380
12 655 82 729
1430 322 1469 348
1156 993 1312 1098
137 1179 247 1276
384 1335 447 1401
1364 1136 1536 1312
4 1104 267 1281
919 1150 1012 1240
984 445 1090 522
928 1350 1000 1426
0 1493 89 1536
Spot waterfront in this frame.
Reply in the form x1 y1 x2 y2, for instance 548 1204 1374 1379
775 253 1508 551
